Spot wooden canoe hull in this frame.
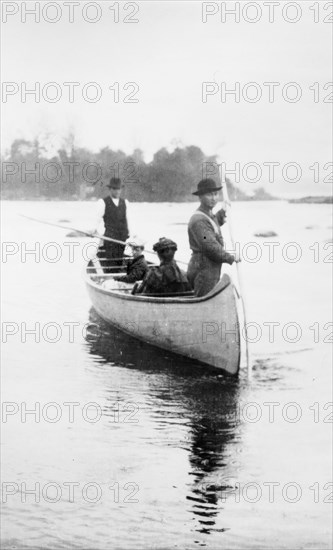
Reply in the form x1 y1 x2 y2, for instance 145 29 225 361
85 273 241 375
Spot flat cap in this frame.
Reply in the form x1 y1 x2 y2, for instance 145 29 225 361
153 237 178 252
126 235 146 248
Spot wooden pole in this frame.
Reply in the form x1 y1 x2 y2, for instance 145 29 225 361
220 183 252 379
19 214 189 267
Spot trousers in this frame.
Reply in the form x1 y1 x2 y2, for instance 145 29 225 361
187 253 221 297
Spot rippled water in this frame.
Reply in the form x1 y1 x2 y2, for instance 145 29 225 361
1 200 332 549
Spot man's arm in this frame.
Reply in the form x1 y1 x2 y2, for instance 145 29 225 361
117 261 147 283
125 199 132 236
215 208 227 226
192 219 235 264
90 198 105 235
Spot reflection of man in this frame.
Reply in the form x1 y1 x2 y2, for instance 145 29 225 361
92 177 132 266
137 237 191 295
187 179 241 297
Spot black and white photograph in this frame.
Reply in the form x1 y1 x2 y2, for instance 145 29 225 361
1 1 332 549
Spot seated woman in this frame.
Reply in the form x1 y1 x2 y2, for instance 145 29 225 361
114 236 148 284
136 237 191 295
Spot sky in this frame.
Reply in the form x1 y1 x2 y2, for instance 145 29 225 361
1 1 332 194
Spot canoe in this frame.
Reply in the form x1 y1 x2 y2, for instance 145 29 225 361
85 260 242 375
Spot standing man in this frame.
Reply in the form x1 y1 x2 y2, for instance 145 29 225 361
187 178 241 297
92 177 132 268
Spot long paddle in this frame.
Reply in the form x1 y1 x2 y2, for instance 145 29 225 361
221 183 252 379
19 214 189 267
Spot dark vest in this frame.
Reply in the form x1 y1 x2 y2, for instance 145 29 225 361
103 196 129 240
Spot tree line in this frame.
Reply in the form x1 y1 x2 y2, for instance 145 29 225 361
1 138 273 201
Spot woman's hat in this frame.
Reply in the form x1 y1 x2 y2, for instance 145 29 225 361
192 178 222 196
153 237 177 253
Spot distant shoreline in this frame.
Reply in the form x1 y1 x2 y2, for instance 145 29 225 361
288 196 333 204
1 196 332 203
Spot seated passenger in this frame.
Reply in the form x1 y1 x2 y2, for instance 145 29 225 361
136 237 191 295
115 237 148 284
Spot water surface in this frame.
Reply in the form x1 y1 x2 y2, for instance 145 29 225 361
1 201 332 549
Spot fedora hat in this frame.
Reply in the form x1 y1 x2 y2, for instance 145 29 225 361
106 177 122 189
192 178 222 196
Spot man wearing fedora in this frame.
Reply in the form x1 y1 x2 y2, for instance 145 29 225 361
92 177 132 268
187 178 241 297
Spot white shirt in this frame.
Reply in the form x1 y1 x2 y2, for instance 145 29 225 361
92 197 132 236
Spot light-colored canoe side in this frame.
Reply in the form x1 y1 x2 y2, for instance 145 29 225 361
85 272 241 375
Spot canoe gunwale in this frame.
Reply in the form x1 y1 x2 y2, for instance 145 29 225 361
84 268 232 304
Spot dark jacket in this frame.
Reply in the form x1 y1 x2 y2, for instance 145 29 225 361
116 255 148 284
103 196 129 241
137 260 191 295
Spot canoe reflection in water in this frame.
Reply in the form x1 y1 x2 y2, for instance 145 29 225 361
85 308 243 536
